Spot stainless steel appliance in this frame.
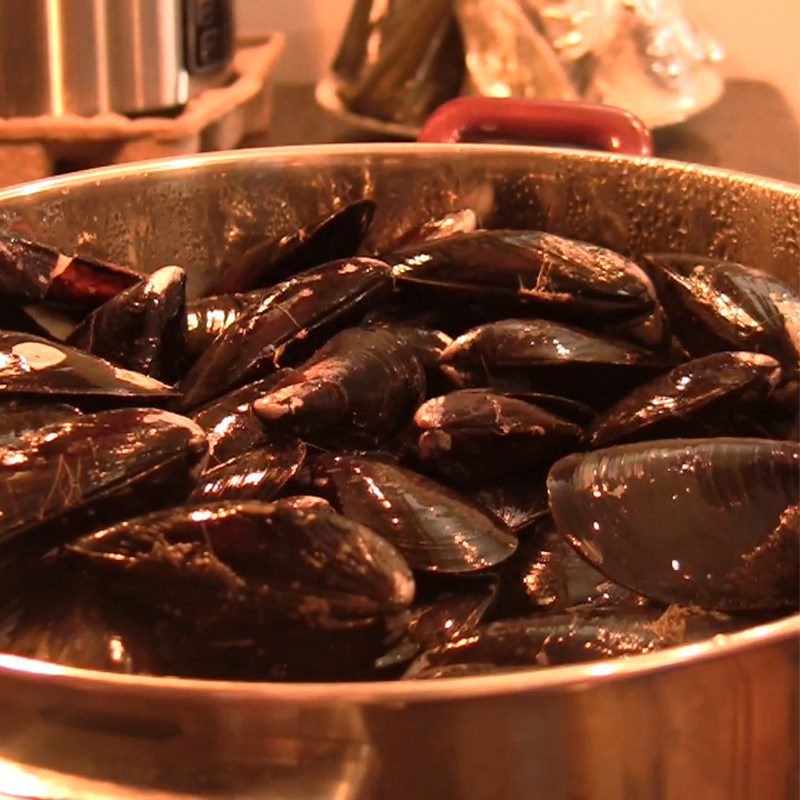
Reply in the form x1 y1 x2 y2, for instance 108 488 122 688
0 134 796 799
0 0 235 118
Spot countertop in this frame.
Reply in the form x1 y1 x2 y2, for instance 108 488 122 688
260 80 799 184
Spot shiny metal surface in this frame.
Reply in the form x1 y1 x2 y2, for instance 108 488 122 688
0 0 233 117
0 144 796 800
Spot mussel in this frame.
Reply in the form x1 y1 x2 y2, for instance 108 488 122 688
410 390 583 484
66 265 188 384
548 438 799 609
254 327 426 447
179 257 393 410
185 292 260 363
308 453 517 574
0 331 176 402
439 319 666 404
208 200 376 294
0 408 207 554
0 400 81 445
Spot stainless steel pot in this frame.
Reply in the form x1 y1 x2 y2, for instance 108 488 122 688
0 142 796 800
0 0 235 117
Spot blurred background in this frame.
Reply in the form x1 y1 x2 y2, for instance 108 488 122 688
237 0 799 119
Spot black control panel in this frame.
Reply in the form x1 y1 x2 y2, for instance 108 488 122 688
184 0 234 75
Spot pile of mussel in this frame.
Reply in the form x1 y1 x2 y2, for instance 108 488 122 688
0 200 796 682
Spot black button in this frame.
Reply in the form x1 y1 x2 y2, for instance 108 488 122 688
197 27 221 66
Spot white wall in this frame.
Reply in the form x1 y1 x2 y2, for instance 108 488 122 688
237 0 799 118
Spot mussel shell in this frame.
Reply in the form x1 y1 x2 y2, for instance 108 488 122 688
548 438 800 609
440 319 667 404
0 233 144 308
190 371 290 465
65 500 415 627
0 582 168 674
0 400 81 445
0 331 176 401
254 327 426 448
66 266 188 384
311 454 517 574
489 516 648 619
189 441 306 504
382 209 478 252
404 606 753 677
646 254 800 369
179 257 393 410
208 199 376 294
389 230 657 322
185 292 259 363
411 390 583 484
475 476 550 533
588 351 782 447
0 408 208 554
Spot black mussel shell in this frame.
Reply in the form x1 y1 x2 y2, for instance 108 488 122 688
475 476 550 533
408 582 497 651
185 292 260 363
208 200 376 294
411 390 583 484
311 453 517 574
548 438 800 609
0 407 207 554
179 257 393 410
189 441 306 504
67 266 188 384
65 500 415 628
382 209 478 252
440 319 667 405
0 400 81 445
0 301 78 341
254 327 426 448
489 516 648 619
190 372 290 466
404 606 754 677
588 351 782 447
388 230 658 322
0 233 144 308
0 331 176 401
646 254 800 370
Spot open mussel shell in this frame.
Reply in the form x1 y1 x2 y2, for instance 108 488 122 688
588 351 782 447
388 230 658 322
440 318 667 405
208 199 377 294
311 453 517 574
0 331 176 402
548 438 800 610
0 400 81 445
411 390 583 484
0 232 144 308
0 408 207 554
190 371 291 466
189 441 306 504
66 265 188 384
646 253 800 370
254 327 426 448
185 292 260 363
179 257 393 410
403 606 758 678
64 499 415 628
489 516 648 619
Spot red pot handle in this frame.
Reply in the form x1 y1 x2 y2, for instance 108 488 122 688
417 97 653 157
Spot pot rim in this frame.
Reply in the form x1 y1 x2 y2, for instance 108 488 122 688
0 143 797 203
0 143 796 704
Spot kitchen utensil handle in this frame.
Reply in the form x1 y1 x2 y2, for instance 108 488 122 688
417 97 653 157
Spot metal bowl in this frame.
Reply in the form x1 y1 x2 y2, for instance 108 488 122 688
0 144 796 800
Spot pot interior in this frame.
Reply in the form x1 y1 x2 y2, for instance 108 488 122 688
0 145 795 299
